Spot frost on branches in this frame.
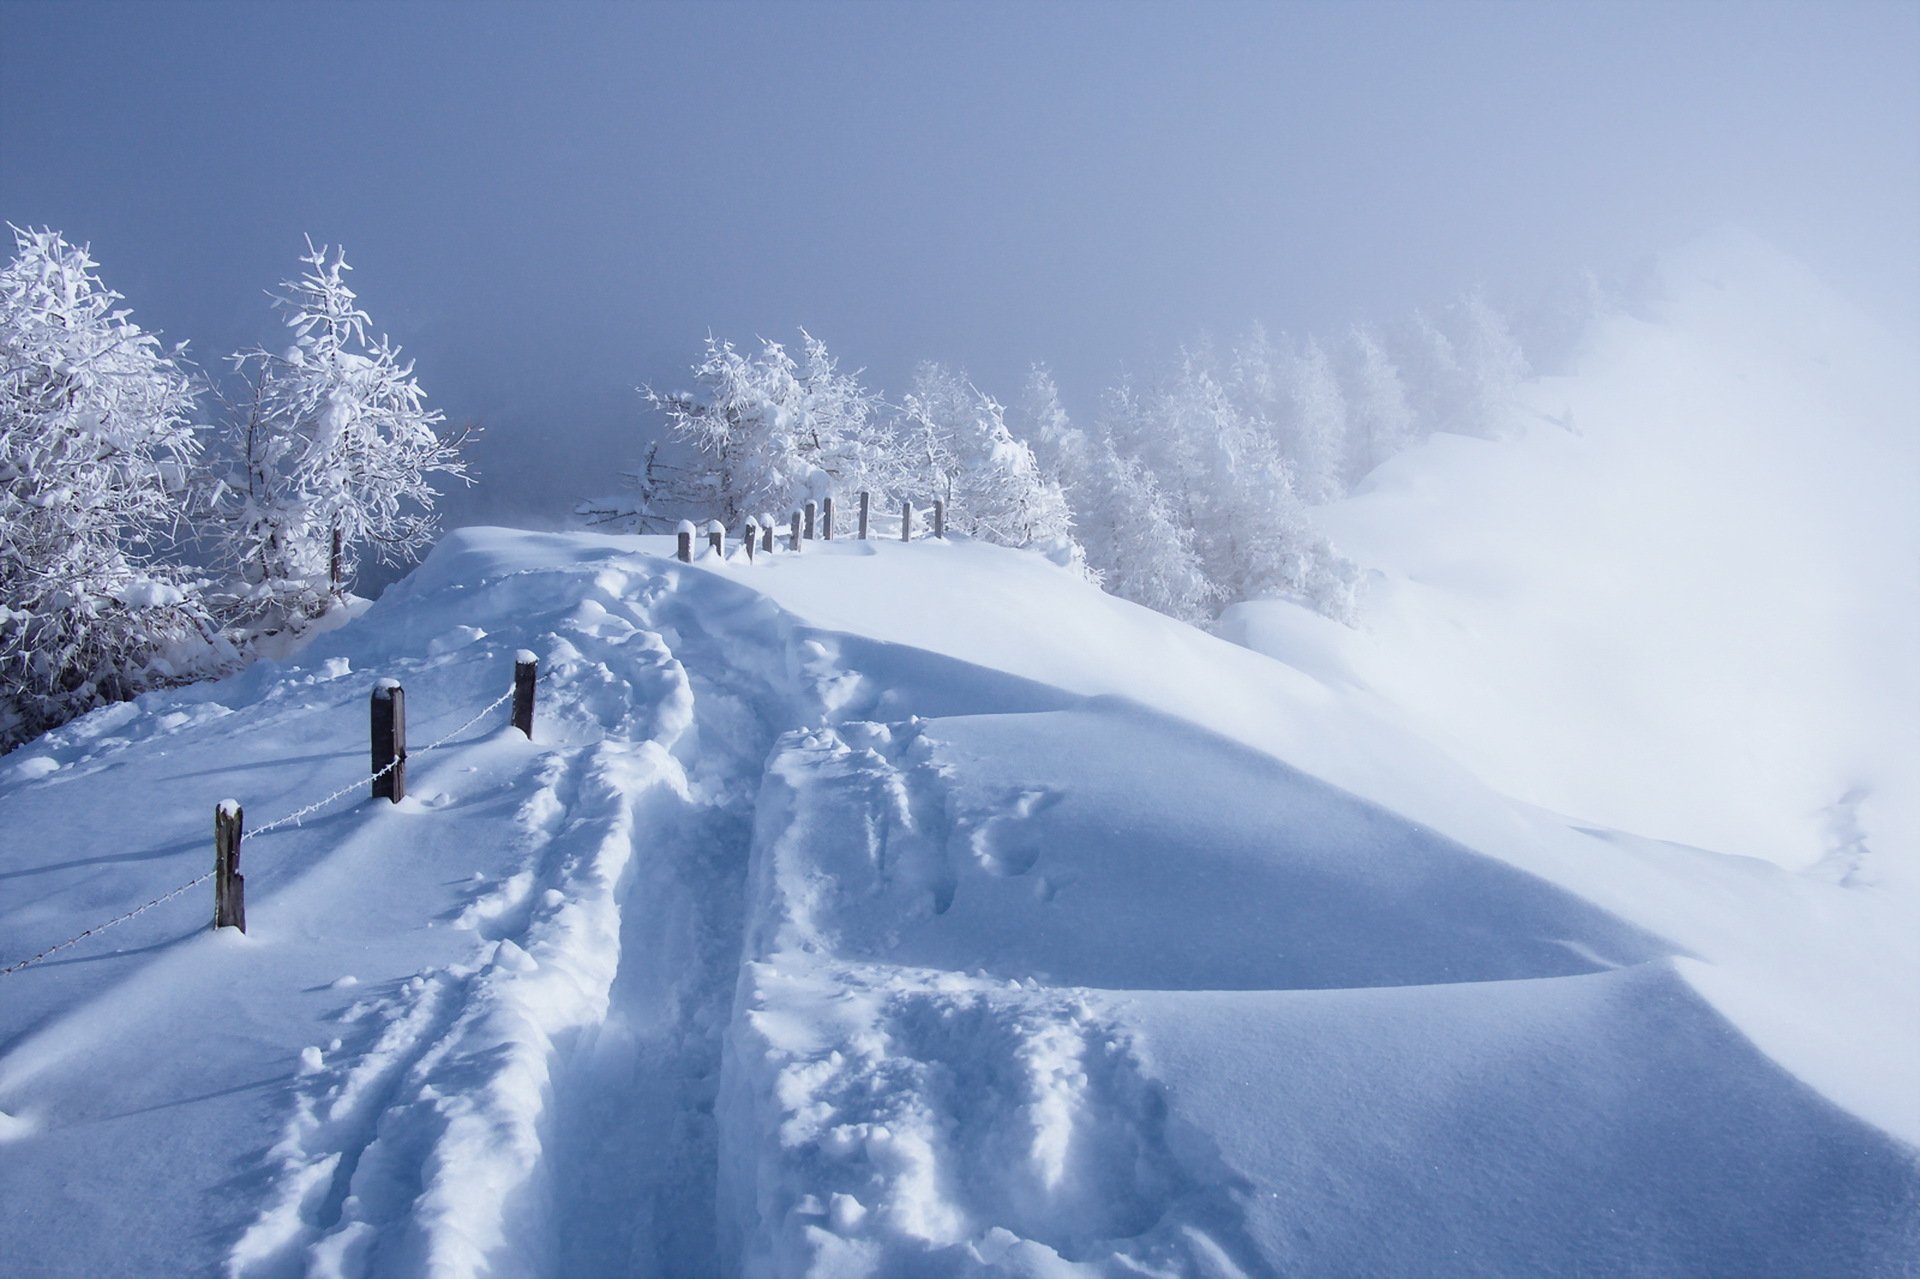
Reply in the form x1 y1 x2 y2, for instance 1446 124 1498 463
588 331 893 532
901 362 1074 551
0 226 219 749
220 239 468 630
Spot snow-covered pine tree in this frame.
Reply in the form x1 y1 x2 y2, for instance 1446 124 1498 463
1016 363 1082 484
1446 290 1531 439
220 239 468 629
0 226 219 747
1102 347 1359 623
901 362 1073 549
1392 308 1466 438
613 331 892 530
1340 322 1419 483
1073 433 1219 624
1276 336 1349 503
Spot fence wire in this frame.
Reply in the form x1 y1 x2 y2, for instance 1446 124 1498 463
1 678 525 978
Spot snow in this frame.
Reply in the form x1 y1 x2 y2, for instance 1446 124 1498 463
2 236 1917 1275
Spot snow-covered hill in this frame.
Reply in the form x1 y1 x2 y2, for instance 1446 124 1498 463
3 501 1916 1275
3 233 1917 1277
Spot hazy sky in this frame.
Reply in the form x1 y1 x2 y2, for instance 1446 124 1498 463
4 0 1916 529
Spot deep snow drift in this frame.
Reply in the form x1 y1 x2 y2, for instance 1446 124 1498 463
2 237 1916 1276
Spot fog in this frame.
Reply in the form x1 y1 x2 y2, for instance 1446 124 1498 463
4 0 1915 532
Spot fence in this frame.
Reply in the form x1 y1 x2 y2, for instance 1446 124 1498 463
4 494 950 977
673 490 947 563
0 653 541 976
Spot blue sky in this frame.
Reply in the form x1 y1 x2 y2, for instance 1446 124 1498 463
4 0 1915 526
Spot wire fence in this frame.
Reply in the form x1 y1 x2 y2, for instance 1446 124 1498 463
3 491 930 980
0 674 528 978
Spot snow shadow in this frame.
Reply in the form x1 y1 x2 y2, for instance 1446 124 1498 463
784 696 1673 992
1129 961 1920 1276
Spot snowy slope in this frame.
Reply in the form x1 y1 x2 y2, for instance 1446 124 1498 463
3 518 1917 1272
1230 230 1920 880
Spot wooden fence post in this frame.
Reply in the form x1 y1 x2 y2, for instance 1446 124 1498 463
933 498 945 539
329 526 344 596
859 491 870 540
744 517 758 561
707 519 725 558
371 680 407 803
512 651 538 740
902 500 914 541
214 800 245 933
804 500 816 540
676 519 694 563
789 511 803 552
822 496 835 540
760 514 775 554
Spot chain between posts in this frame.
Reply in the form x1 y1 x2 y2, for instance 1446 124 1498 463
0 676 527 978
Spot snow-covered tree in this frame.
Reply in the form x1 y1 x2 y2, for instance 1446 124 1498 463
1446 290 1531 438
1340 323 1419 482
220 239 468 627
1099 348 1360 622
1072 432 1219 624
1516 268 1611 376
1016 363 1081 483
604 330 892 530
1 226 218 747
1392 308 1466 437
1275 336 1349 503
902 362 1073 548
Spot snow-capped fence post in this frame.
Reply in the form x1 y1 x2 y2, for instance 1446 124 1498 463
744 517 759 561
804 500 817 540
512 651 538 740
760 514 775 554
789 511 803 552
213 800 245 933
371 680 407 803
902 500 915 541
859 491 871 540
822 496 835 540
933 498 945 540
675 520 695 564
707 519 725 558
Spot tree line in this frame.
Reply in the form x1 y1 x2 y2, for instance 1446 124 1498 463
4 216 1564 752
0 227 469 750
587 291 1542 627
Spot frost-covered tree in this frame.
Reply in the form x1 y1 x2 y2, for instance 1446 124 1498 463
1446 290 1531 438
221 239 468 627
1016 363 1080 483
1014 368 1212 618
1101 349 1360 622
1275 337 1348 503
601 330 892 530
902 362 1073 548
1340 323 1419 482
0 226 218 747
1516 268 1611 376
1392 308 1466 437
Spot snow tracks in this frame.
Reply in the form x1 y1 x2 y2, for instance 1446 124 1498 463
717 694 1920 1276
220 551 812 1278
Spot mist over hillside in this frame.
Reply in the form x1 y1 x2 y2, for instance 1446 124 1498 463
1233 229 1919 874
